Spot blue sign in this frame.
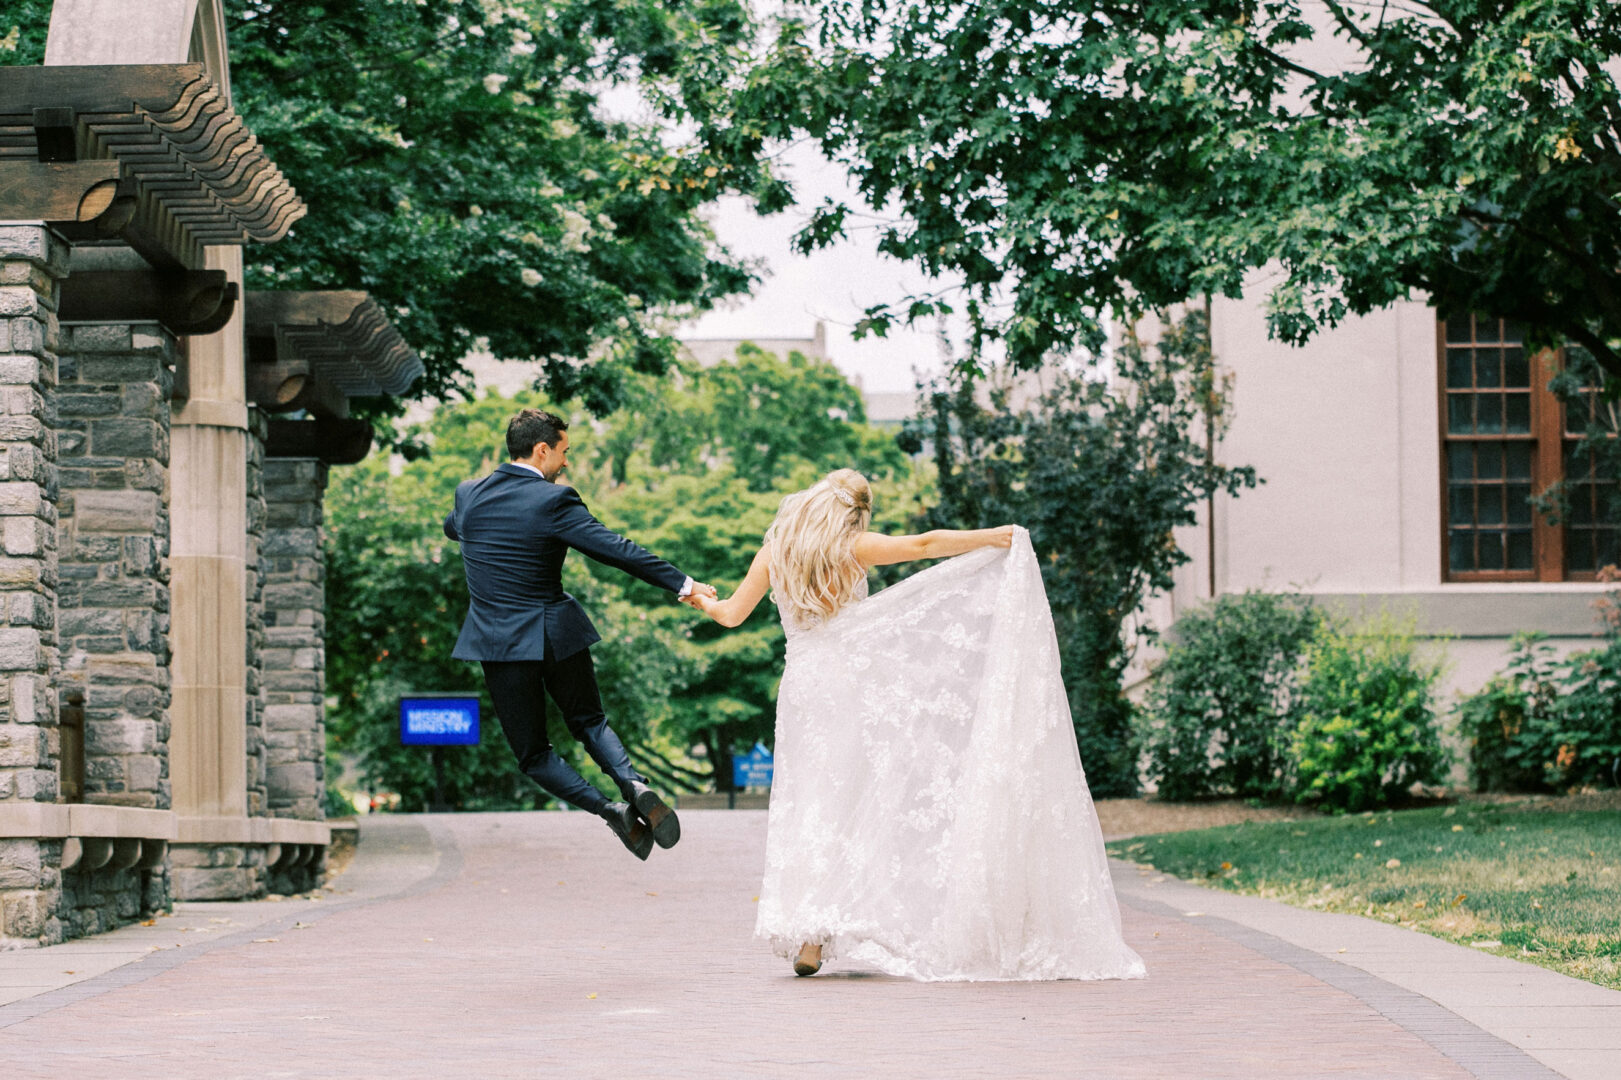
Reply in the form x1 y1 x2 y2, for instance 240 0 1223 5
732 742 774 789
400 696 480 746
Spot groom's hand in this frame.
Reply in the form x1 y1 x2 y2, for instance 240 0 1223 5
681 582 717 608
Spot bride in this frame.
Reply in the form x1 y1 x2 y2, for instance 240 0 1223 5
692 469 1146 982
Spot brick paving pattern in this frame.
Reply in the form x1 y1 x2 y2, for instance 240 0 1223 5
0 810 1564 1078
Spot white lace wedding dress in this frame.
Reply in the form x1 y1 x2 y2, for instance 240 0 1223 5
754 528 1147 982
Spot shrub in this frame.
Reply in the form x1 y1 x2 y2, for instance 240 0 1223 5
1290 613 1449 813
1455 633 1561 793
1458 623 1621 794
1138 590 1321 801
1540 639 1621 790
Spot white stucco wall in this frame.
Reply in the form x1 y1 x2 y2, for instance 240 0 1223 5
1135 294 1611 707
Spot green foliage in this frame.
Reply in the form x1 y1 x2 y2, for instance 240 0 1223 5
703 345 909 491
228 0 776 419
700 1 1621 378
1456 633 1562 794
1544 640 1621 790
1459 628 1621 794
914 311 1256 796
593 345 910 492
1139 591 1322 802
1291 614 1449 813
0 4 49 63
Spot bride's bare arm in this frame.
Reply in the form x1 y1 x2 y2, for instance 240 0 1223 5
854 525 1016 567
694 543 773 628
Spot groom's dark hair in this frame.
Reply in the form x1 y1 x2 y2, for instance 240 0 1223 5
507 409 569 459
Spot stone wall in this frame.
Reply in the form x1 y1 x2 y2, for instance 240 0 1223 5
0 225 65 946
244 409 268 820
51 318 175 935
56 323 173 812
261 457 328 821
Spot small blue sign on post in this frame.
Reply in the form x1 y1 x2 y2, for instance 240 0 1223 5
400 695 480 747
732 742 774 789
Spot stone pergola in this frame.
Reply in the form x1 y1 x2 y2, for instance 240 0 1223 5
0 0 420 943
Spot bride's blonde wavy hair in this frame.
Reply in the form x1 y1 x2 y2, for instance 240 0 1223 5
765 468 873 627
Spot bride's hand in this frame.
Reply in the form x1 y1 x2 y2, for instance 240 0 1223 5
988 525 1016 548
690 593 725 622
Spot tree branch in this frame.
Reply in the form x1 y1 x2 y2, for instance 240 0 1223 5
1320 0 1374 47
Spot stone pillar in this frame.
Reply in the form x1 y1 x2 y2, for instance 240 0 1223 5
0 225 65 946
261 456 327 822
169 245 257 899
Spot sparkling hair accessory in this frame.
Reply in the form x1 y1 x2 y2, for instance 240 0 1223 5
832 486 856 508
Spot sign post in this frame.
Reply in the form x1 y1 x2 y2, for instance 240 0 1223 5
399 695 481 812
729 742 774 809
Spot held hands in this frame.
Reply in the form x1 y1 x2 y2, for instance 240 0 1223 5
687 591 732 626
680 582 718 610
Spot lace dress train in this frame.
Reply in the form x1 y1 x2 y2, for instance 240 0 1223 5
754 529 1145 982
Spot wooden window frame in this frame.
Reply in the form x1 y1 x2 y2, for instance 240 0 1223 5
1438 318 1614 582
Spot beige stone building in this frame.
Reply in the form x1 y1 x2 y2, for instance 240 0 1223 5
1134 293 1616 702
0 0 419 946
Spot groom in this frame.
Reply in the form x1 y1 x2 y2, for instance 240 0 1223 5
443 408 713 859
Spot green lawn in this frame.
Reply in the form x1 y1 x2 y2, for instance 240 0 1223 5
1106 802 1621 990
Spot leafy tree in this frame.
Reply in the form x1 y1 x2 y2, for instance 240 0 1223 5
909 311 1257 796
595 344 912 491
3 0 771 416
700 1 1621 376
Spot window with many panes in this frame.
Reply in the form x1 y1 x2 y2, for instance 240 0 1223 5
1441 316 1620 581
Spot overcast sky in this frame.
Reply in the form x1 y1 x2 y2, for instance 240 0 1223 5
679 140 954 396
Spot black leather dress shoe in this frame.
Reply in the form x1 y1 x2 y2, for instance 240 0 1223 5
627 780 681 849
602 802 653 860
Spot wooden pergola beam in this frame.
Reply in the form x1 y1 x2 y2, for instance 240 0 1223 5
57 269 237 336
0 160 121 223
265 417 374 466
0 63 305 269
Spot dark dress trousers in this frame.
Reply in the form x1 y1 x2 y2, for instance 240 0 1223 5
444 463 688 813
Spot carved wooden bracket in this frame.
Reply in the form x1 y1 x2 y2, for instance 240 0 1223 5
245 291 423 440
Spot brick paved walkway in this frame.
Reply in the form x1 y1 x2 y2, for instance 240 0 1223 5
0 811 1604 1078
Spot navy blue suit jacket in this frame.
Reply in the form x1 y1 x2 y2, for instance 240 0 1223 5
443 463 687 661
